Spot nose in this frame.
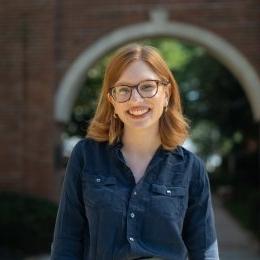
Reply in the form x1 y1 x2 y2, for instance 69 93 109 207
130 87 143 102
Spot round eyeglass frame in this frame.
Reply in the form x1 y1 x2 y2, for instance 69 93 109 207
109 79 169 103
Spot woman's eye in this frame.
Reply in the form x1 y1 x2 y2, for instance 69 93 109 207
118 87 130 94
140 84 155 91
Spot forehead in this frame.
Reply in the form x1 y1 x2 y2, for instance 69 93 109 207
116 60 160 84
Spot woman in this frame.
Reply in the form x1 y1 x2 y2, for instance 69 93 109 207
51 43 219 259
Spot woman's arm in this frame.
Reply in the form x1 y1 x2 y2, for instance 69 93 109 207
50 140 89 259
182 157 219 260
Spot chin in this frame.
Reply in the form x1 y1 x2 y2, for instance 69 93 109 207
124 120 158 131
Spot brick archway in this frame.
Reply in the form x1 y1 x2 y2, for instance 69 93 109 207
54 11 260 124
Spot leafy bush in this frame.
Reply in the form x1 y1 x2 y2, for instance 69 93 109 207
0 191 58 257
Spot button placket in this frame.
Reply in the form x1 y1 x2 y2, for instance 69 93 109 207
127 191 139 245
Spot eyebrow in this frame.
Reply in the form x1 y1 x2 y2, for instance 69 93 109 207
114 78 159 87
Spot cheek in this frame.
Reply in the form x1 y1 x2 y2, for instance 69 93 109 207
152 96 166 111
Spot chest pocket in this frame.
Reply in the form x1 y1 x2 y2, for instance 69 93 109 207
149 183 186 219
82 174 118 209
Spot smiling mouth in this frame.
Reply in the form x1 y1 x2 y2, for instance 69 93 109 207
127 107 151 117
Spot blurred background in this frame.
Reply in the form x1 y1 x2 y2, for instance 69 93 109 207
0 1 259 259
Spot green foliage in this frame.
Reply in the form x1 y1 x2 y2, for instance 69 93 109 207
141 38 198 70
0 192 58 257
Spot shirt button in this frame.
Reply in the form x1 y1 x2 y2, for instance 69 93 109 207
129 237 134 242
130 212 135 218
133 191 137 195
96 178 101 183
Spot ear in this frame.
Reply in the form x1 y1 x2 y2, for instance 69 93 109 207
107 93 114 105
164 84 170 104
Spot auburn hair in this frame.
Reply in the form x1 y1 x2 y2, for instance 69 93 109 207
86 43 190 150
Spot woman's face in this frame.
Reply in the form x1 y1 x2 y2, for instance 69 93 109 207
108 60 170 131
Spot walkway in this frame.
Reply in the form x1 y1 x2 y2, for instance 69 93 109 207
213 196 260 259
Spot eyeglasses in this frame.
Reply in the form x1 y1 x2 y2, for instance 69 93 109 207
109 79 169 103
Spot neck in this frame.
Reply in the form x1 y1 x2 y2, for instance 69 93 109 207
121 126 161 157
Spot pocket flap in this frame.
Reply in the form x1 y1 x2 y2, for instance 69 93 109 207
151 184 185 197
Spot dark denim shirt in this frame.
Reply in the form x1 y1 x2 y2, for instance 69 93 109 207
51 138 219 260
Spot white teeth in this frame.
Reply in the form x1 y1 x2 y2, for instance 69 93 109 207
128 108 149 116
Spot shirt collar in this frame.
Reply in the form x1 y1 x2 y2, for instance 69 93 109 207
168 145 184 159
109 139 184 159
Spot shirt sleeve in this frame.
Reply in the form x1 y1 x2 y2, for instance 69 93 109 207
182 157 220 260
50 140 89 259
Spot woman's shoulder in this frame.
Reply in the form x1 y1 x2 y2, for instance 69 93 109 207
177 145 205 166
73 137 109 154
177 145 207 181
